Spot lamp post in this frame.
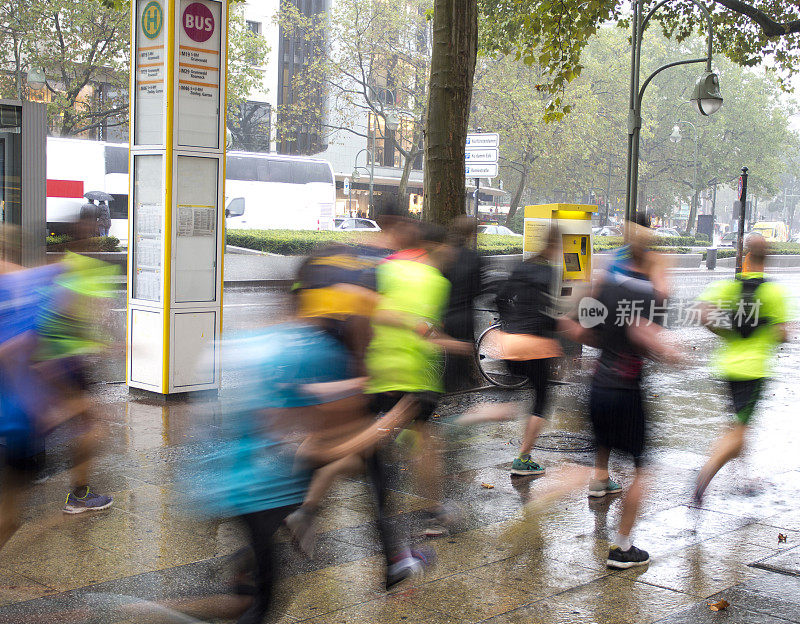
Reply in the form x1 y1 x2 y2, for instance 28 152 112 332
669 120 699 230
625 0 722 223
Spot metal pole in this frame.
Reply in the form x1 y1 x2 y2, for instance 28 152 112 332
735 166 748 274
605 157 612 226
624 0 640 223
369 116 375 219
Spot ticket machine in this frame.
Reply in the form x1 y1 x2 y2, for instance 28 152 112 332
522 203 597 312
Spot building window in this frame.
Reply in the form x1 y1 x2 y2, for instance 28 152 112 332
246 20 262 35
277 0 326 155
227 101 272 153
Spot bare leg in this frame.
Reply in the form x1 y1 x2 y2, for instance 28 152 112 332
414 422 443 505
303 454 364 510
519 415 546 456
0 469 25 552
694 424 747 501
593 446 610 482
617 467 646 539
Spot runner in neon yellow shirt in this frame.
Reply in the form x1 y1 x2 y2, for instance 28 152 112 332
693 234 791 502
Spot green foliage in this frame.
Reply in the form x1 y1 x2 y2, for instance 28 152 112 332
703 243 800 260
478 0 800 117
46 235 120 251
0 0 130 136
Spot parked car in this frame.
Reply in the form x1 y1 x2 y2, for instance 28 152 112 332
477 224 522 236
594 226 622 237
334 218 381 231
719 231 754 247
654 227 682 238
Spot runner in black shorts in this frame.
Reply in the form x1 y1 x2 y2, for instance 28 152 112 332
561 213 681 569
693 234 790 503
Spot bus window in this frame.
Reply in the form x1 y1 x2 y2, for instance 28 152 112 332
110 193 128 220
227 156 257 181
105 145 129 174
269 160 293 184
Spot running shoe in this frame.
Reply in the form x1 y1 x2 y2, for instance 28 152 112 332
588 478 623 498
510 456 545 476
285 506 318 557
63 489 113 514
423 504 457 538
606 545 650 569
385 549 433 590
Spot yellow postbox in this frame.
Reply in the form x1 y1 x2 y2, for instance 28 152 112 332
523 203 597 311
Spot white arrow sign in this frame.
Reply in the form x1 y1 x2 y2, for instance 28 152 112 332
465 148 498 164
465 163 498 178
343 177 350 194
466 132 500 148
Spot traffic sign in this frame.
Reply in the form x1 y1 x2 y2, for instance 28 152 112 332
466 132 499 148
737 176 743 200
465 148 498 164
465 163 498 178
343 177 350 194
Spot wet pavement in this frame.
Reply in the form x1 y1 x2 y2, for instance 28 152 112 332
2 268 800 623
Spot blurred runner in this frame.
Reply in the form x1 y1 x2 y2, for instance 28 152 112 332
560 213 681 569
34 216 118 513
494 226 562 476
183 321 419 623
0 252 61 551
442 216 483 391
693 233 790 503
366 223 472 537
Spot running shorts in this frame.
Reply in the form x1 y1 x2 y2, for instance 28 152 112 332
727 378 764 425
589 384 647 467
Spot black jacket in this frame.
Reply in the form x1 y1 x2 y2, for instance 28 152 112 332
496 258 557 337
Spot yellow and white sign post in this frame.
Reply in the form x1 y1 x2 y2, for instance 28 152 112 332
128 0 228 394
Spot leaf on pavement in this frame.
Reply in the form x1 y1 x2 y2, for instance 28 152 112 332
708 599 729 611
778 533 788 543
481 482 495 489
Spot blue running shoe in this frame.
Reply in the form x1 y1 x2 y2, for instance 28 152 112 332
63 488 113 514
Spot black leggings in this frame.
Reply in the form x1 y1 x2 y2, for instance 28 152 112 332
508 358 553 418
236 504 298 624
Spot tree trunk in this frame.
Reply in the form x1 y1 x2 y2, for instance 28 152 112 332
398 143 420 210
504 165 529 227
422 0 478 225
685 189 700 235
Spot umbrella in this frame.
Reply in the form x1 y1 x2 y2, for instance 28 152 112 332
84 190 114 202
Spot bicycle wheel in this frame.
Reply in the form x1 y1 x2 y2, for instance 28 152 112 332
474 324 528 388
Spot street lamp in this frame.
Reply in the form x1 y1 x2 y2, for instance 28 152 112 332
625 0 722 223
26 67 46 91
691 72 723 116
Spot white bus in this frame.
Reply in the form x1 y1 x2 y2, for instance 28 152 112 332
46 138 337 244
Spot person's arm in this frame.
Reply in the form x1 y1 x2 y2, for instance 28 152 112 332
557 316 599 347
627 322 684 364
295 394 419 464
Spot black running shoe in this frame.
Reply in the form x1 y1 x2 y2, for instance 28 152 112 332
606 545 650 569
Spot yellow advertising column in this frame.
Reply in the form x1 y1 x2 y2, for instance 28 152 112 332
128 0 227 394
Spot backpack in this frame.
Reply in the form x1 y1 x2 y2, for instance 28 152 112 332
732 276 769 338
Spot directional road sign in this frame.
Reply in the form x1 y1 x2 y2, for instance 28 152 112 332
465 163 498 178
465 148 498 164
343 177 350 194
466 132 500 148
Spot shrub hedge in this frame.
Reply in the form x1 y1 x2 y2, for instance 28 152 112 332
226 229 800 258
46 235 120 252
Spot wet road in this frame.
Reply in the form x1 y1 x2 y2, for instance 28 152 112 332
3 266 800 623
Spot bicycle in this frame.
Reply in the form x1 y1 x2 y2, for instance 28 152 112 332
473 309 528 389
